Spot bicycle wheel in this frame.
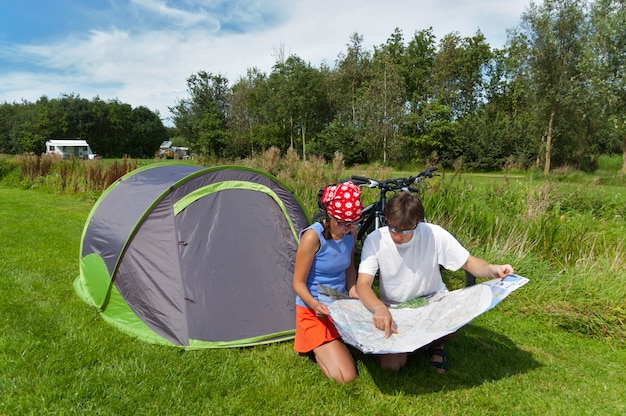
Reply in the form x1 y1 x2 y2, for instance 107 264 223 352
356 203 380 244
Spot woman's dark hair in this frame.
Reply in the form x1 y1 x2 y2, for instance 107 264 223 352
384 193 425 229
312 209 333 240
320 212 332 240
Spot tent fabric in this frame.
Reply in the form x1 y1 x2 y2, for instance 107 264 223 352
74 163 310 348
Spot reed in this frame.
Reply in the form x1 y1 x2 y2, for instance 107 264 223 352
421 174 625 340
12 153 137 199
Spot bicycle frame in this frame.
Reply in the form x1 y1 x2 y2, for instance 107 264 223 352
350 166 438 243
355 190 387 243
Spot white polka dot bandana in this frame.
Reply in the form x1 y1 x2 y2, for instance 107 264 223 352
321 181 362 222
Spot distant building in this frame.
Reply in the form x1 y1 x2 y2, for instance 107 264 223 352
156 141 190 159
45 139 98 159
156 141 175 158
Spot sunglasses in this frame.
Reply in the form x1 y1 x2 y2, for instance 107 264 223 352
332 216 361 227
388 223 418 234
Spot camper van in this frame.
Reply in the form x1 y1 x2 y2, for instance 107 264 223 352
45 139 98 159
156 141 190 159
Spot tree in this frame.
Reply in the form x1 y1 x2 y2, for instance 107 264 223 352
322 33 372 161
130 106 168 158
428 31 495 167
358 31 406 163
102 99 133 157
267 55 330 159
458 32 493 116
519 0 587 174
170 71 230 157
0 102 16 153
0 95 165 157
403 28 437 114
227 69 262 157
588 0 626 173
472 45 539 170
407 99 456 163
330 32 371 123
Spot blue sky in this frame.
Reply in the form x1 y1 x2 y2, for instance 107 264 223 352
0 0 530 125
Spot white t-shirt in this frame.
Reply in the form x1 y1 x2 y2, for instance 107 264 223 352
358 223 469 305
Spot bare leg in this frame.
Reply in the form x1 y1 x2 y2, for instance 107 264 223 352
313 339 357 384
377 353 408 371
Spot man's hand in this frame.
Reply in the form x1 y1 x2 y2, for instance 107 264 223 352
372 306 397 338
489 263 514 278
464 255 515 279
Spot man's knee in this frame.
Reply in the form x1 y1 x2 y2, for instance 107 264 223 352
378 353 407 371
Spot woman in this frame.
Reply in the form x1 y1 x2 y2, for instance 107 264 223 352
293 181 362 384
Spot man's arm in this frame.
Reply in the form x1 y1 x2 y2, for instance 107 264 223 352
463 255 514 278
356 272 397 338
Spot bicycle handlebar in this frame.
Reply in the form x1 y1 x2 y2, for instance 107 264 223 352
349 166 438 191
349 175 378 188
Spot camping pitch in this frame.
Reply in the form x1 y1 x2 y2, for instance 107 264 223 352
74 163 310 348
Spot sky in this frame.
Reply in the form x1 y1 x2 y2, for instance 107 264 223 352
0 0 531 125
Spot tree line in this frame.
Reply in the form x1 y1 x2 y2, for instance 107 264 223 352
1 0 624 173
0 94 168 159
170 0 625 172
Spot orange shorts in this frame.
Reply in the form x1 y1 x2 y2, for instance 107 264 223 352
293 304 341 353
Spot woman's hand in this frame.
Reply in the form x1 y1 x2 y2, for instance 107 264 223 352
313 301 331 318
348 284 359 299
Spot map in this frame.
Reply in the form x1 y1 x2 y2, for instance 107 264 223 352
318 274 529 354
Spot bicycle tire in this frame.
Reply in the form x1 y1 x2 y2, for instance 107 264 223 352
355 203 380 242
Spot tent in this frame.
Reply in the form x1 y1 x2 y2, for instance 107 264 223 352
74 163 310 349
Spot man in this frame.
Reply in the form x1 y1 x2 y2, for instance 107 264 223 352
356 192 514 372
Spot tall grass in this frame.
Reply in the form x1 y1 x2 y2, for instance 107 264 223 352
4 149 397 214
141 149 626 340
8 153 139 201
421 172 626 341
239 147 357 215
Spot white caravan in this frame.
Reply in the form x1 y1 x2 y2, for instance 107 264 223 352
45 139 98 159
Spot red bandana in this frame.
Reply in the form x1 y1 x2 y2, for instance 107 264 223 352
321 181 362 222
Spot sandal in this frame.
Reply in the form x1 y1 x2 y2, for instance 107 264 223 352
429 347 448 373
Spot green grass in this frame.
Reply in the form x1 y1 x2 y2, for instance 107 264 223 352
1 161 626 415
598 154 624 172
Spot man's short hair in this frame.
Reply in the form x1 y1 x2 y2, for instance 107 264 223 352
384 193 425 228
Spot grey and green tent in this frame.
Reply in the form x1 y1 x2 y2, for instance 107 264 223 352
74 163 309 349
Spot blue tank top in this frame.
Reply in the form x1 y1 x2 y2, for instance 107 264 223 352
295 221 354 308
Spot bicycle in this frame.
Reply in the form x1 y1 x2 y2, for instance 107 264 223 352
348 166 438 243
314 166 476 287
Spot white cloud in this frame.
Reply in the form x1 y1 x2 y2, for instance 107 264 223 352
131 0 220 29
0 0 531 124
